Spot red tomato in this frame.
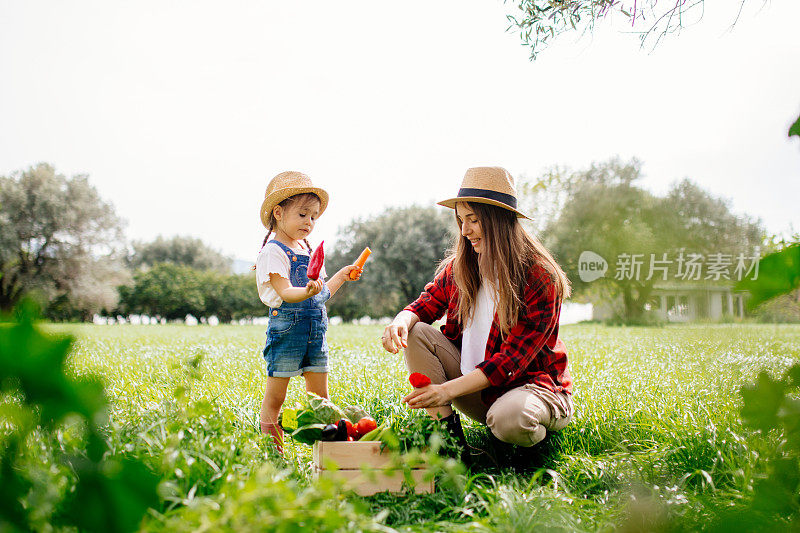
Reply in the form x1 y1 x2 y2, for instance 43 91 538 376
347 436 354 441
355 417 377 437
344 419 358 439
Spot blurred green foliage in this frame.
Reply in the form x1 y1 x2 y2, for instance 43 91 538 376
0 300 159 532
790 113 800 139
736 244 800 311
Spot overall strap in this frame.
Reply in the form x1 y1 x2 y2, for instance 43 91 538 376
267 240 299 260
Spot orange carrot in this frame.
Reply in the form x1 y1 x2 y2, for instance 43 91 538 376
350 247 372 280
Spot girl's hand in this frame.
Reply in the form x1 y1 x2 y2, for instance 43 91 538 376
403 383 452 409
337 264 361 281
325 265 361 298
305 278 323 297
381 321 408 354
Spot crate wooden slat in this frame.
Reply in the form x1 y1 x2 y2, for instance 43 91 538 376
314 466 433 496
313 441 393 469
312 441 434 496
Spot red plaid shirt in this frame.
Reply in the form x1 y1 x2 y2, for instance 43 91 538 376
404 260 572 406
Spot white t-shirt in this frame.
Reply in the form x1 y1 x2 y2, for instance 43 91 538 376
255 242 327 308
460 279 498 375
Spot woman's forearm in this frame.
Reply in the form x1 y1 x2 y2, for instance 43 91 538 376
382 310 420 353
443 369 491 399
394 310 419 330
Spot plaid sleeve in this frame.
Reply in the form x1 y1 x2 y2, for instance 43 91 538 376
476 266 560 387
403 261 452 324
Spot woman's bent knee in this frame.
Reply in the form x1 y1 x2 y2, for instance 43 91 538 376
408 321 434 340
486 389 552 447
486 409 546 447
405 323 433 362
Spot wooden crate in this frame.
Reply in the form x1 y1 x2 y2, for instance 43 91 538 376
312 441 434 496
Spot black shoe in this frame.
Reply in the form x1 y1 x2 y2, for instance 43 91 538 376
439 412 472 466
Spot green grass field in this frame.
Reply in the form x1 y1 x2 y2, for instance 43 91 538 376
41 322 800 531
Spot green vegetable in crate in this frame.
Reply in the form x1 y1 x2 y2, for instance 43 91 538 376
291 392 347 445
377 427 400 449
343 405 370 423
359 420 387 441
358 421 399 449
358 423 384 441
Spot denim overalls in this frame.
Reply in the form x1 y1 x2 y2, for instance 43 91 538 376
262 240 331 377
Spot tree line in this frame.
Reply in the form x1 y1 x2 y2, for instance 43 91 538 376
2 161 796 323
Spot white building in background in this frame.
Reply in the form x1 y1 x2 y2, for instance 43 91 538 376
647 284 746 322
592 282 747 322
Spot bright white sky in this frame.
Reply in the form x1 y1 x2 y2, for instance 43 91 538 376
1 1 798 263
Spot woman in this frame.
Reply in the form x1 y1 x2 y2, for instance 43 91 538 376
381 166 574 452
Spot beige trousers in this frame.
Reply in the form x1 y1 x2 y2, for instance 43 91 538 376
404 322 574 447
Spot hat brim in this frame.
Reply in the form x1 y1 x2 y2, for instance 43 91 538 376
437 197 529 219
260 186 329 227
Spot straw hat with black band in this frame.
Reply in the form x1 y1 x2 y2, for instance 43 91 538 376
437 166 530 219
260 171 329 228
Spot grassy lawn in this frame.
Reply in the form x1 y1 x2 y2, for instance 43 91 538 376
46 322 800 531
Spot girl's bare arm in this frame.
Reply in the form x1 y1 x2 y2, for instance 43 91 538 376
326 265 361 297
269 273 323 303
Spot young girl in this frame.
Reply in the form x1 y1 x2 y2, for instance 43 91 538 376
382 166 574 458
255 171 360 451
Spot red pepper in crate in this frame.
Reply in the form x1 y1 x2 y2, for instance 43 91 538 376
307 241 325 280
409 372 431 388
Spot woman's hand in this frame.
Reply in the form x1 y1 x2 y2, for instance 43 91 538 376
382 321 408 354
403 383 452 409
381 311 419 354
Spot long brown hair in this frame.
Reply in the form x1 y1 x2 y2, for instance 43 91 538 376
442 201 571 336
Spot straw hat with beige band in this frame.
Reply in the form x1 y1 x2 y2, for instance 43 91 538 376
437 166 530 219
260 171 329 228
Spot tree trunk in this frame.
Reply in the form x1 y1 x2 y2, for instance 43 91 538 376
621 285 640 320
632 282 655 318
